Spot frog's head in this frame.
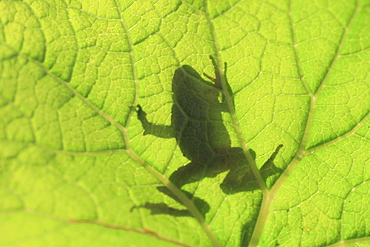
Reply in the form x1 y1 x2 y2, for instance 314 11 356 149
172 65 203 90
172 65 217 99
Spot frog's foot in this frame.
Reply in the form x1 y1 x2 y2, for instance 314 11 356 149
136 105 149 125
263 144 283 166
136 105 146 118
135 105 151 134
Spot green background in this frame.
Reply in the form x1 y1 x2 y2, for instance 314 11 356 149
1 0 370 246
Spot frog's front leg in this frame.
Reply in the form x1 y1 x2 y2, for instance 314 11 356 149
169 155 231 189
136 105 175 138
203 55 234 112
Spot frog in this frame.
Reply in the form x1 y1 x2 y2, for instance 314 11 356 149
136 56 282 194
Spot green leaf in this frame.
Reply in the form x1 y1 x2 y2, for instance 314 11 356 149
1 0 370 246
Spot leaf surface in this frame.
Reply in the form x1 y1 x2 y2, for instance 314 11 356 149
1 0 370 246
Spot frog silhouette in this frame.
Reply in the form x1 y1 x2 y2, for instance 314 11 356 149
136 56 282 199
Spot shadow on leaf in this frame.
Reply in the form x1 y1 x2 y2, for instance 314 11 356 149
133 58 282 218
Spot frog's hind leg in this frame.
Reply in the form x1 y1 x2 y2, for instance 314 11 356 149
168 161 207 188
259 144 284 182
156 186 210 217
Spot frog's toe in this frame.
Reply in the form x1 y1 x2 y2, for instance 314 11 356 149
136 105 147 117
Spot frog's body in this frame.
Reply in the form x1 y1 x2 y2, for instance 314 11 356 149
171 65 230 164
137 56 281 192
